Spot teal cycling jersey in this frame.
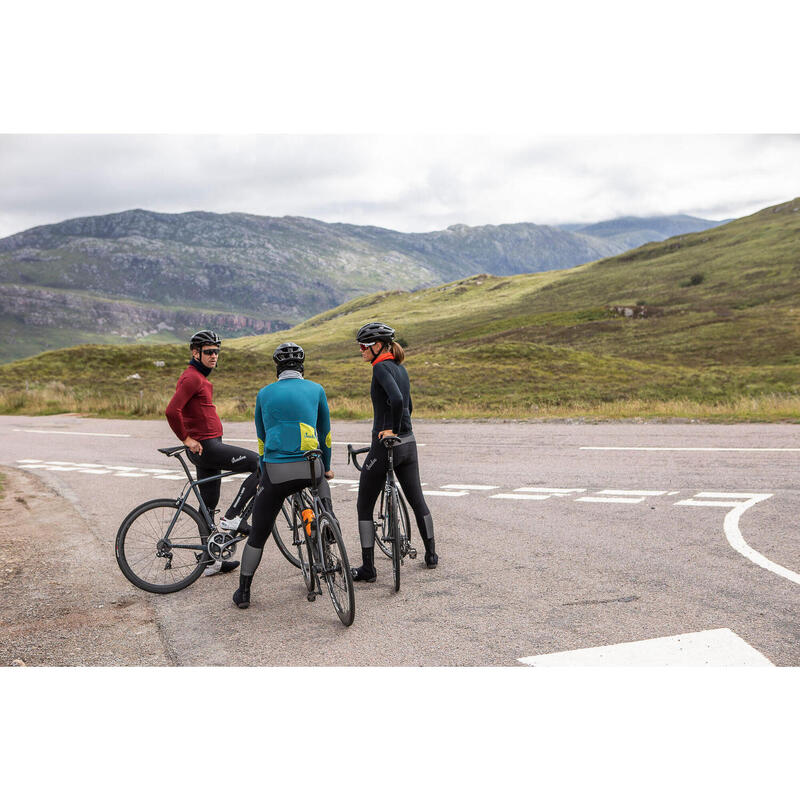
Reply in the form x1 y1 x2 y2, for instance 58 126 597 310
254 377 332 470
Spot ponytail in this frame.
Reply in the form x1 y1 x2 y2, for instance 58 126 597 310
390 341 405 364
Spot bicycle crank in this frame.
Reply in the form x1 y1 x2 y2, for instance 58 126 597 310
207 531 238 561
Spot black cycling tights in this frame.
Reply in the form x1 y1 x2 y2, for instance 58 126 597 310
249 460 332 551
356 438 433 548
187 436 260 518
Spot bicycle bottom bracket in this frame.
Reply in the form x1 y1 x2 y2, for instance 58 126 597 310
208 531 237 561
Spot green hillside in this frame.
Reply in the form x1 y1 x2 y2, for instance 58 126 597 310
1 198 799 422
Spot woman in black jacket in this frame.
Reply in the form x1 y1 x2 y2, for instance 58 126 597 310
351 321 438 582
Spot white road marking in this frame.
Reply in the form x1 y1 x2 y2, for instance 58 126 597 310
576 496 645 504
78 469 112 475
17 459 42 463
47 466 82 472
115 473 148 478
518 628 774 667
598 489 667 496
580 446 800 452
490 493 550 500
328 479 359 486
423 490 469 497
154 475 187 481
441 484 499 490
667 491 680 496
13 428 130 438
19 464 49 469
676 492 799 586
514 487 585 493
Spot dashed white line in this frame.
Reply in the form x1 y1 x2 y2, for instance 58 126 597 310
598 489 667 496
576 496 645 504
490 493 550 501
441 484 499 490
423 490 469 497
514 487 586 494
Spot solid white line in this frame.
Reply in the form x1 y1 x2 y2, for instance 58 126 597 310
598 489 667 496
13 428 130 438
154 475 187 481
514 487 585 493
580 446 800 452
576 496 644 504
518 629 774 667
328 479 359 485
423 490 469 497
17 459 42 463
490 493 550 500
115 473 148 478
441 484 499 490
722 493 800 585
79 469 112 475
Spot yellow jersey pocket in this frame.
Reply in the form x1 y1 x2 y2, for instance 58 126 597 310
299 422 319 451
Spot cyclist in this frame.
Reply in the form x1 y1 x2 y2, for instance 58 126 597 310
165 329 260 576
351 322 437 583
233 342 335 609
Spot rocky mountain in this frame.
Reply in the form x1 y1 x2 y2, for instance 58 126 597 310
0 208 727 363
556 214 729 251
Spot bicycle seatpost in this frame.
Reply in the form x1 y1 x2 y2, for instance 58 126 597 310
304 449 324 492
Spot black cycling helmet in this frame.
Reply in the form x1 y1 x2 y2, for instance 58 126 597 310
273 342 305 365
356 322 395 344
190 329 221 349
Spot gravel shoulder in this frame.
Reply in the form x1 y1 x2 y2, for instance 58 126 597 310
0 467 171 666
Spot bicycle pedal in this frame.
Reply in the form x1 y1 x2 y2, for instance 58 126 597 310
408 548 417 559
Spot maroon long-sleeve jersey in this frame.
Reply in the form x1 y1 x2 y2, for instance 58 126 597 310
165 364 224 442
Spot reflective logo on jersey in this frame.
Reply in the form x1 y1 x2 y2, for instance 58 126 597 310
299 422 319 451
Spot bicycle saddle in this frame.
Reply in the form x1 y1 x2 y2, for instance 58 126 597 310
158 445 187 456
381 435 401 448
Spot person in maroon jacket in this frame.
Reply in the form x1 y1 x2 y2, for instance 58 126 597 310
165 329 260 576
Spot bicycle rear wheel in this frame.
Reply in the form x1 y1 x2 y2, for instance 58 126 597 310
319 512 355 626
387 490 401 592
115 499 209 593
375 485 410 559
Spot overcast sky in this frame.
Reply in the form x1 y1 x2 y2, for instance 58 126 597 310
1 134 798 238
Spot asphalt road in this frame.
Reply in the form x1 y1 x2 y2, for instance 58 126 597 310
2 414 798 666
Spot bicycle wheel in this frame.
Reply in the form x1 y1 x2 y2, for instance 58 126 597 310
115 499 209 594
318 512 355 626
374 488 392 559
271 500 302 569
387 490 401 592
293 493 316 592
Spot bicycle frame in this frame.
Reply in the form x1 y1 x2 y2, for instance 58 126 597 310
159 448 247 552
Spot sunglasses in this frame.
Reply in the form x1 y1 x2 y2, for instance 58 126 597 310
202 348 220 356
359 342 377 351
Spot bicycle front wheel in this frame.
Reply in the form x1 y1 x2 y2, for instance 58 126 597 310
319 513 355 626
115 499 209 594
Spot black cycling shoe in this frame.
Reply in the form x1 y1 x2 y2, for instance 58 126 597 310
424 551 438 569
351 565 377 582
232 587 250 608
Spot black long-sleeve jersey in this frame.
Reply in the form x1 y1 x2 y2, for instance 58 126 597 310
370 357 413 438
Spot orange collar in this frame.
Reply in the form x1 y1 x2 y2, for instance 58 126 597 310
372 353 395 365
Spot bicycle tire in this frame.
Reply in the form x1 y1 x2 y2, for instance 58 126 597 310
318 512 355 626
115 499 209 594
271 501 302 569
375 485 411 559
388 490 401 592
292 493 316 592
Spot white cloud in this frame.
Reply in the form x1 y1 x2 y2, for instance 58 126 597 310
0 134 798 237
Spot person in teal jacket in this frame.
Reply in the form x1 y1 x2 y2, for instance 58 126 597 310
233 342 335 609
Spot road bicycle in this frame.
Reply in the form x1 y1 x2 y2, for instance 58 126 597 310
347 437 415 591
115 445 354 626
280 449 355 626
115 445 298 593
